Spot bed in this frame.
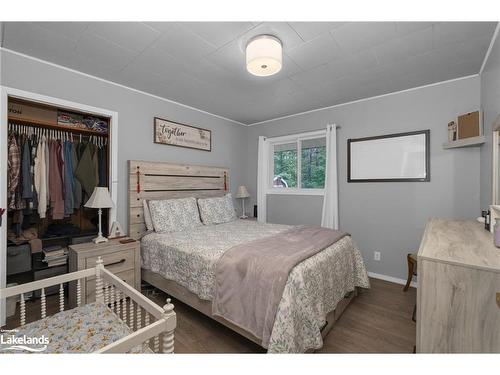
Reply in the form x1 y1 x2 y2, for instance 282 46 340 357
0 258 176 353
128 160 369 353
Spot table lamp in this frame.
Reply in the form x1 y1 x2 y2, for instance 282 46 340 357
84 187 114 244
235 185 250 219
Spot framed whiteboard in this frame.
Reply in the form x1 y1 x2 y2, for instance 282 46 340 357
347 130 430 182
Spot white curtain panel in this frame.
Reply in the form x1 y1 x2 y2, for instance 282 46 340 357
257 136 268 223
321 124 339 229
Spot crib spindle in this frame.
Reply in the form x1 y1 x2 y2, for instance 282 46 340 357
117 291 122 317
95 257 104 303
41 288 46 319
128 298 133 328
20 293 26 326
104 283 109 305
154 332 160 353
137 306 142 330
162 299 175 353
110 285 116 311
145 314 150 347
59 283 64 312
122 297 127 322
76 279 82 307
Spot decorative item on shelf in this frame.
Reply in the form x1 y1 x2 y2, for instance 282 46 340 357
482 210 491 232
457 111 481 139
447 121 457 142
236 185 250 219
108 221 126 239
84 187 114 244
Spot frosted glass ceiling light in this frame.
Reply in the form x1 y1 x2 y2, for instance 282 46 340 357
246 35 282 77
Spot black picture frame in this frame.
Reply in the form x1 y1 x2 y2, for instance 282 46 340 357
347 129 430 183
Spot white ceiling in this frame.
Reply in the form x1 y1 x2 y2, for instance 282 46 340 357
1 22 497 125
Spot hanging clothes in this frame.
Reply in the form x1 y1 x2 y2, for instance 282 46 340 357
7 134 21 210
98 146 107 186
29 135 39 209
63 140 75 216
45 139 50 204
75 142 98 198
92 144 99 188
21 137 33 200
34 136 47 219
48 139 65 220
71 141 83 208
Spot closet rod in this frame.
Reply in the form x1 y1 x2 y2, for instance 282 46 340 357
7 117 109 137
8 122 108 146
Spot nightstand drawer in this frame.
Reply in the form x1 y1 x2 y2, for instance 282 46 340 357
85 248 135 274
86 269 135 302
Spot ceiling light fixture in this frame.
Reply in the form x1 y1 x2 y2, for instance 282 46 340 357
246 35 282 77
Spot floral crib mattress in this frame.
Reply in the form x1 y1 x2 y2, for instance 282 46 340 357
0 302 150 353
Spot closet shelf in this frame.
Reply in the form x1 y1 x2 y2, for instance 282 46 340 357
8 116 108 136
442 136 485 149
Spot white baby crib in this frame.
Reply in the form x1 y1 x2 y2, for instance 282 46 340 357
0 257 176 353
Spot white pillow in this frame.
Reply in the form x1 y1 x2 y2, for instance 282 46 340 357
197 194 237 225
142 200 154 231
148 197 202 233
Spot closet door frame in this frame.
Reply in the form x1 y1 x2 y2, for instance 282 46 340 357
0 86 118 325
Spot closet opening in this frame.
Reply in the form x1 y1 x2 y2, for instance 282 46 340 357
4 96 112 297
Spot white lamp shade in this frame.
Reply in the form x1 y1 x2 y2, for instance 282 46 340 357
235 185 250 199
84 187 114 208
246 35 282 77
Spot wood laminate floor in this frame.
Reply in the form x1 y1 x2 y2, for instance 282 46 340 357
145 277 417 353
3 278 416 353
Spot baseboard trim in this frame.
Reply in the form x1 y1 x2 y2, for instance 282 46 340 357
368 271 417 289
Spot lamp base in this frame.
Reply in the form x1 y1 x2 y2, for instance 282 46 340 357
93 235 108 244
240 215 248 219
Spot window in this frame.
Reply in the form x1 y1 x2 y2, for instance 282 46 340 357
269 130 326 195
301 137 326 189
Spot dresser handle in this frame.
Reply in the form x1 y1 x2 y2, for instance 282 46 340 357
497 293 500 309
106 259 126 267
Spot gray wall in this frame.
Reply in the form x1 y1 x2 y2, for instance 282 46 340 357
480 31 500 210
245 76 481 280
0 50 248 229
0 48 485 281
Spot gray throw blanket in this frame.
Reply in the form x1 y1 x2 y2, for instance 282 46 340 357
212 225 349 347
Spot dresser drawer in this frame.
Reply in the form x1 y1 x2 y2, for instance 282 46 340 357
86 269 136 302
85 247 135 274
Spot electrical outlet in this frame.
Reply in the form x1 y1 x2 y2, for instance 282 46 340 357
374 251 381 261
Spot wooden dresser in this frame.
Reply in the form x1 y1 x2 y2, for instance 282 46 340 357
67 238 141 308
416 219 500 353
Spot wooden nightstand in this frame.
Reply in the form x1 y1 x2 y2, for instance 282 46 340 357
68 238 140 308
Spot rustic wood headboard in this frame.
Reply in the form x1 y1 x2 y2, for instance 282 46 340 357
128 160 229 239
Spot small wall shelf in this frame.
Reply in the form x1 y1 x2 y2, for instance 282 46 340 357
442 136 485 149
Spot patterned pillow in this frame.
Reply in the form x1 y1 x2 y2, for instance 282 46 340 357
197 193 237 225
148 197 202 233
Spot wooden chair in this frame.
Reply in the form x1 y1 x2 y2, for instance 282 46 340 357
404 253 417 291
404 253 417 322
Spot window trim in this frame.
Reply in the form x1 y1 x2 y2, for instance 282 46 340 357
267 129 327 196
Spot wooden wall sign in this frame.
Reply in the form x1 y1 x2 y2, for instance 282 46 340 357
154 117 211 151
